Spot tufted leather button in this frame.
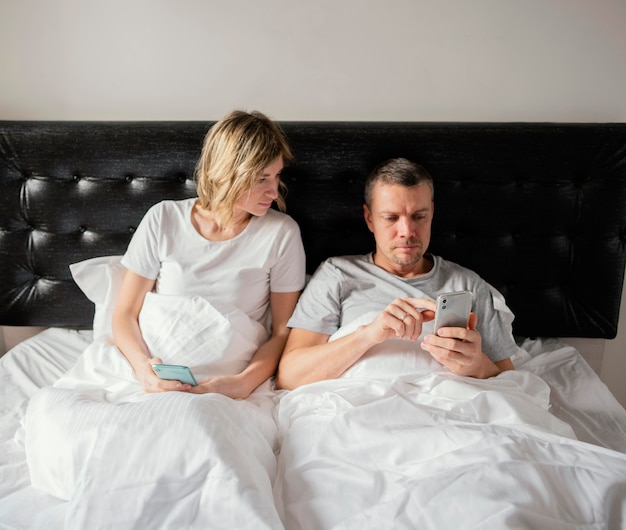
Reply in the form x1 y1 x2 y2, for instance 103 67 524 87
125 175 133 183
78 225 87 233
178 174 187 183
73 174 81 181
128 226 136 234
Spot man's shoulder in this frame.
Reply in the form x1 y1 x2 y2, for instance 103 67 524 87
434 255 482 280
324 253 370 264
320 253 372 270
307 254 373 282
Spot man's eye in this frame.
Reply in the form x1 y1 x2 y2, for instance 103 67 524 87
384 217 398 222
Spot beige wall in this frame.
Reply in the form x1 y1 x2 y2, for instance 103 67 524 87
1 327 46 353
1 0 625 405
601 282 626 406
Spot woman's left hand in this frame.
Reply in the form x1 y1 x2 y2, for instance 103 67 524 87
188 374 252 399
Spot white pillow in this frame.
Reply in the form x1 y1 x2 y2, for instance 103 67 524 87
70 255 125 340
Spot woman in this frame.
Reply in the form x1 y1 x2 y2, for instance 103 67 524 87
24 111 303 528
112 110 306 397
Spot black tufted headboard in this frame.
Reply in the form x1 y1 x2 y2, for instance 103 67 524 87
1 121 625 339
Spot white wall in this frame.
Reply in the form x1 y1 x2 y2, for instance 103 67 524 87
2 0 625 122
1 0 625 404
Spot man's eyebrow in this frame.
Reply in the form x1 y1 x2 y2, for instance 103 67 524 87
379 207 431 214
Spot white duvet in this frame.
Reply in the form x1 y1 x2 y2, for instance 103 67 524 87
23 294 284 530
274 313 626 530
12 305 626 529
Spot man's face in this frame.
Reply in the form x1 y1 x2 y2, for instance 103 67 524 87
363 182 434 277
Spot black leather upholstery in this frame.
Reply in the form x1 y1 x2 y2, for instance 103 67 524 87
1 121 625 338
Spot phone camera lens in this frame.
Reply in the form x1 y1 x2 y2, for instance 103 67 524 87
442 299 447 304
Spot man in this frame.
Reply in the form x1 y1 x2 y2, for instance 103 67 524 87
276 158 516 390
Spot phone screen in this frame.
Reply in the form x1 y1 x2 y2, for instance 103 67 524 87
152 364 198 386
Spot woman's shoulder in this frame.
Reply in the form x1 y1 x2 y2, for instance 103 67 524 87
136 198 195 232
144 197 196 217
258 208 300 231
152 197 196 211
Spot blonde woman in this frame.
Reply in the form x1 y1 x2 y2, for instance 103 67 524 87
112 110 305 397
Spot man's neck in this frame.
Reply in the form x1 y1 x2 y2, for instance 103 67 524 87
372 252 434 279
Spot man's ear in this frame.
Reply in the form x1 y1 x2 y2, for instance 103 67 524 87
363 204 374 233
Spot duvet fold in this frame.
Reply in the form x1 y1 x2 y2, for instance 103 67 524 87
23 294 284 530
274 362 626 530
274 314 626 530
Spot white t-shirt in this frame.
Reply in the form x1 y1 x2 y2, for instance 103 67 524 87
121 198 306 327
287 253 518 362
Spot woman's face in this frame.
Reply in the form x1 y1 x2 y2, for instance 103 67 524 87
233 156 284 221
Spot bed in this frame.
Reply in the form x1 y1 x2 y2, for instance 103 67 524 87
1 121 626 529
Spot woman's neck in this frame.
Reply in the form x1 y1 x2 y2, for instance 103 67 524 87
191 201 251 241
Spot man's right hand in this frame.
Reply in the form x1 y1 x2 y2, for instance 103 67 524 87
277 297 436 390
361 297 436 346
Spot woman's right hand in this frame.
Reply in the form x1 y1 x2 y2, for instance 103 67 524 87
135 358 192 393
113 270 190 393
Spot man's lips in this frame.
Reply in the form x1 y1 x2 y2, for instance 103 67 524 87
394 242 420 251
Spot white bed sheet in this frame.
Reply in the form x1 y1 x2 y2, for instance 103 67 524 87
0 331 625 529
274 338 626 529
0 329 92 529
2 292 284 530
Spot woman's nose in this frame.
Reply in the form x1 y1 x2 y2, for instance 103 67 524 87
267 178 279 198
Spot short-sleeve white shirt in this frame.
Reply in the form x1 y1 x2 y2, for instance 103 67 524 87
121 198 306 326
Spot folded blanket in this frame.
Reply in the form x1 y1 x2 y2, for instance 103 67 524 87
274 315 626 529
52 293 268 402
24 294 284 529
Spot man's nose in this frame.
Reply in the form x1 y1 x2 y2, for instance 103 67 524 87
397 217 415 236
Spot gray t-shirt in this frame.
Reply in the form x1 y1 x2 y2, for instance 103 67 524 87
287 253 517 362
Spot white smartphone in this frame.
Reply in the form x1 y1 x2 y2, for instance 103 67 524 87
152 363 198 386
433 290 472 334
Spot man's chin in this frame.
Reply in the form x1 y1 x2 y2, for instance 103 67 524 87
391 253 423 267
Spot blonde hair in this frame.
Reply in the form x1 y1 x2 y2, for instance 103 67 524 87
195 110 294 227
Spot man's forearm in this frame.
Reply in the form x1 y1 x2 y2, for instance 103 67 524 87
276 326 374 390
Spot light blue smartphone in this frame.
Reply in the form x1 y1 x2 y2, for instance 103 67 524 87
152 363 198 386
